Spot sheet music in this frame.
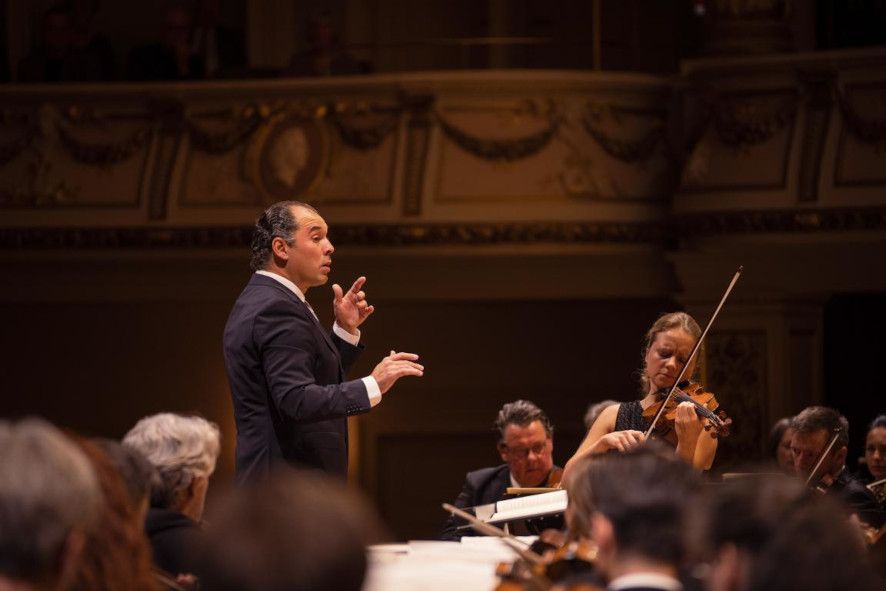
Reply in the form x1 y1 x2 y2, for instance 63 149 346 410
486 489 567 524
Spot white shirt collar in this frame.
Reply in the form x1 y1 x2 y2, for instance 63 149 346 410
255 270 306 302
608 573 682 591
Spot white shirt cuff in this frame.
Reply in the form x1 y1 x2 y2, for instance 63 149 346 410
362 376 382 407
333 321 360 345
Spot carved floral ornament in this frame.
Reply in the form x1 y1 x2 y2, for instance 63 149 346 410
433 97 671 165
710 92 797 149
834 85 886 151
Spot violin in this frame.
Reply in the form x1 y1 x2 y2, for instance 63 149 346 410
866 477 886 504
442 504 603 591
641 381 732 442
495 536 602 591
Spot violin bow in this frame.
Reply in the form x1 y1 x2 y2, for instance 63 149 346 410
644 266 743 439
441 503 544 565
804 427 842 488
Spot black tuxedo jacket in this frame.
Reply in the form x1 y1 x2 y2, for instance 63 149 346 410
223 273 370 482
440 464 562 540
440 464 512 540
145 508 202 576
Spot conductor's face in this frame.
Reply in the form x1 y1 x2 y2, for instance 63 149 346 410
498 420 554 487
278 205 334 293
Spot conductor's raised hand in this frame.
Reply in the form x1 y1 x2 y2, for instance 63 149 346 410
371 351 424 394
332 276 375 334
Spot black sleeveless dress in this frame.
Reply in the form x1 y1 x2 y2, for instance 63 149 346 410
614 400 650 432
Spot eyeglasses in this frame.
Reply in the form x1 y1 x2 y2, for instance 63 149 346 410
501 441 548 460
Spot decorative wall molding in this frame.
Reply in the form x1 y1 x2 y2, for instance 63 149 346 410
5 205 886 250
0 220 664 250
675 206 886 235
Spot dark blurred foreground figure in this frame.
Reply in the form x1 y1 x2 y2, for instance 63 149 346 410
70 439 159 591
92 438 158 526
123 413 220 581
441 399 560 540
0 418 100 591
689 473 883 591
197 467 386 591
564 441 702 590
790 406 884 527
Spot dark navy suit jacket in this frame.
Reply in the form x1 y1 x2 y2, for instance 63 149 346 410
223 273 371 482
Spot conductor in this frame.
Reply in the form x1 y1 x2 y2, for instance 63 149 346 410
224 201 423 482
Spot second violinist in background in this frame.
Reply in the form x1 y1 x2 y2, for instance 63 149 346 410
564 312 718 479
790 406 884 528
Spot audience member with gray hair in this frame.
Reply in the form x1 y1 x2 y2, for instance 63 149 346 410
123 413 221 580
0 418 101 591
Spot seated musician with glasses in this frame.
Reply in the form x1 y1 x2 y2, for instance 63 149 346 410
440 399 561 541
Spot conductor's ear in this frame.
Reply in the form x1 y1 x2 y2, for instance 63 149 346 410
271 236 291 262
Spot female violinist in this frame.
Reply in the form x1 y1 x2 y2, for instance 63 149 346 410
861 415 886 503
564 312 718 477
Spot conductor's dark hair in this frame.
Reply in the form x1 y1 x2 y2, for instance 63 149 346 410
249 201 318 271
494 400 554 443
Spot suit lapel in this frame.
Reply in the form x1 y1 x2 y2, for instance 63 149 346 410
298 299 339 356
250 274 340 357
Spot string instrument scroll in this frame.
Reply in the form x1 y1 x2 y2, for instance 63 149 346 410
643 266 743 441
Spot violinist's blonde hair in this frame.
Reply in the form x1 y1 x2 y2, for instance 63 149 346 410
638 312 702 395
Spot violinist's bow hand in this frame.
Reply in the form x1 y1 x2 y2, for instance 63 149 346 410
594 430 645 454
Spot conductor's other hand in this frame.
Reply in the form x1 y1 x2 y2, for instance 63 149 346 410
372 351 423 394
332 276 374 335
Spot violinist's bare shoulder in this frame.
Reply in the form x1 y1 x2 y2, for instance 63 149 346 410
594 402 620 434
563 404 622 480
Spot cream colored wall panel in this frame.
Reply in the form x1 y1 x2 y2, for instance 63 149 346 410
313 122 400 205
680 90 797 195
432 100 671 206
